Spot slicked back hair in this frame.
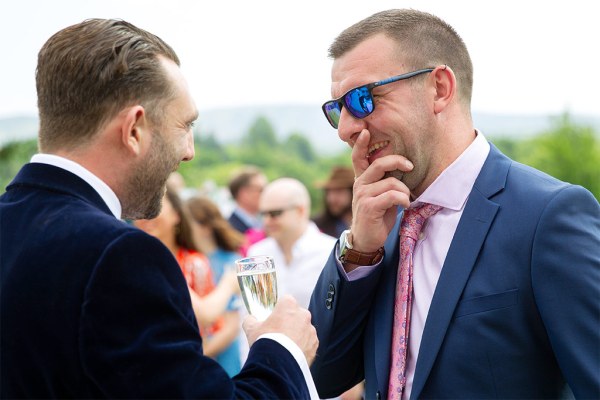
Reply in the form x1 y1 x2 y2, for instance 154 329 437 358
36 18 180 152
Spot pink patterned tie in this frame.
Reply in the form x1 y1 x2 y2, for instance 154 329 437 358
388 203 442 400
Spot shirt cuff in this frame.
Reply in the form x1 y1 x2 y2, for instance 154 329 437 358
257 333 319 400
335 242 382 281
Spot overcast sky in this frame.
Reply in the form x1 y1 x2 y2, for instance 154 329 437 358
1 0 598 119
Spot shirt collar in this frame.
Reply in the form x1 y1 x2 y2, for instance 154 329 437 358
234 206 261 229
31 153 122 219
414 130 490 211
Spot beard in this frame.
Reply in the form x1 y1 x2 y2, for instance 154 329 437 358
327 203 352 219
121 129 180 220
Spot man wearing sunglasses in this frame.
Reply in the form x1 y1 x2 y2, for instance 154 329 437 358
309 8 600 400
248 178 336 310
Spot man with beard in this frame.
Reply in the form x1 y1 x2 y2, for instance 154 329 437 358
0 19 318 399
312 166 354 238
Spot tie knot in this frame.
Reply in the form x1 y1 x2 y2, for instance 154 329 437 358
400 203 443 241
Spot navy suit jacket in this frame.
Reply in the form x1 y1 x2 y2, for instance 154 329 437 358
309 145 600 399
228 210 252 234
1 163 309 399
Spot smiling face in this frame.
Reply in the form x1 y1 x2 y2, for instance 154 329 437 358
259 178 310 245
331 33 441 195
122 57 198 220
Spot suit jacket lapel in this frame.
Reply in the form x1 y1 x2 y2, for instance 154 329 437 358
410 145 510 399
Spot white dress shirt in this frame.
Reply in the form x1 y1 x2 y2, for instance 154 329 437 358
248 222 336 308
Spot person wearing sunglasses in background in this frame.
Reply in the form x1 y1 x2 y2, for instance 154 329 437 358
248 179 364 400
0 18 319 399
309 8 600 400
248 177 336 312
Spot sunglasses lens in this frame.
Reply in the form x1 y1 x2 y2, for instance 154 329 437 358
345 86 373 119
261 209 284 218
323 101 341 129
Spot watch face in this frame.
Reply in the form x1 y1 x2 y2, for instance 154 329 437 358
340 229 352 250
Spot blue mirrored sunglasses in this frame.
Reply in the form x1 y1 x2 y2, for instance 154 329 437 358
321 68 435 129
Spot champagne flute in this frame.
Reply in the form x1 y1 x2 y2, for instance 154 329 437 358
235 255 277 321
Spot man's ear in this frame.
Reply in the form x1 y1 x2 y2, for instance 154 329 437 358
432 65 456 114
298 204 309 219
121 105 148 156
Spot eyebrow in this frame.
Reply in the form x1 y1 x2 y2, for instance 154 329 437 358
189 111 199 124
185 111 199 128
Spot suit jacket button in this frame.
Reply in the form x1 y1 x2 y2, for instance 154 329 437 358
376 391 381 400
325 298 333 310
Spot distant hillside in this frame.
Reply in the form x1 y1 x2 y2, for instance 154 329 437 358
0 116 39 147
2 106 599 153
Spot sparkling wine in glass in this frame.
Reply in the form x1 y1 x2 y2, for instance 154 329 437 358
235 255 277 321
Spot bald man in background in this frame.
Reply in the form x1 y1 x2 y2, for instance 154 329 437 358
247 178 336 309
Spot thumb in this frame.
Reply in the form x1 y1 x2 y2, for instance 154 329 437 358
242 314 259 345
242 314 258 332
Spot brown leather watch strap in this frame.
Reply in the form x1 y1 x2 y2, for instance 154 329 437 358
340 246 385 265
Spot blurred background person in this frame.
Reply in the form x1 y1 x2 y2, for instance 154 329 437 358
245 177 365 398
247 177 335 309
134 185 239 340
187 195 245 377
167 170 187 195
312 166 354 238
227 165 268 255
227 165 266 234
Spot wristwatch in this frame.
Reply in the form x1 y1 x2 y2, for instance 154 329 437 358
338 229 384 265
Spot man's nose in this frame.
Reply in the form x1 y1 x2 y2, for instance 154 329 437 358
182 133 195 161
337 109 366 147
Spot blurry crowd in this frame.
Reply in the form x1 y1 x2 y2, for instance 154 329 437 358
132 165 362 399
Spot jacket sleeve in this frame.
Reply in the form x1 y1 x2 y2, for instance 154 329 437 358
531 185 600 399
80 230 308 399
308 245 383 398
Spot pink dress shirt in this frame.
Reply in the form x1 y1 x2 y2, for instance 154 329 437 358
339 131 490 399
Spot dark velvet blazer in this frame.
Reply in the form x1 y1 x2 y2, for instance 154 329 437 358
1 163 308 399
309 145 600 399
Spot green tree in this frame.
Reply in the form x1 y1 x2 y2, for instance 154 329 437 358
489 137 519 160
242 116 278 149
516 113 600 199
0 139 38 192
284 132 317 162
194 132 228 165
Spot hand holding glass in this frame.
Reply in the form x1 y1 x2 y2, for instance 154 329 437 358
235 255 277 321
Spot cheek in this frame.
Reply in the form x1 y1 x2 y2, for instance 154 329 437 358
342 192 353 205
327 192 342 204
